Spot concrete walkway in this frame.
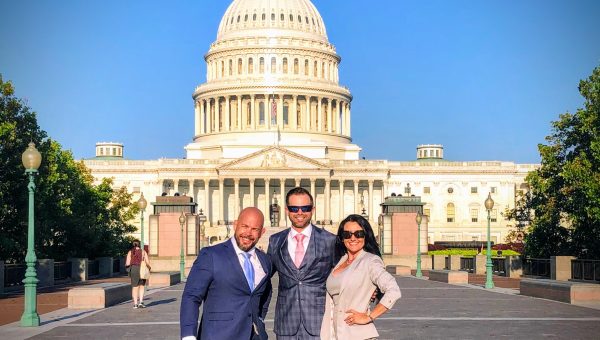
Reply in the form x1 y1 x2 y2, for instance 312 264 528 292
2 275 600 339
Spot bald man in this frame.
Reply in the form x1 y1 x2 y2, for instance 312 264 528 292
181 208 273 340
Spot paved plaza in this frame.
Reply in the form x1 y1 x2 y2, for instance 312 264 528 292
2 274 600 340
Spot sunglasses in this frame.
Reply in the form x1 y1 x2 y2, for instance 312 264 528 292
287 205 313 213
341 230 366 239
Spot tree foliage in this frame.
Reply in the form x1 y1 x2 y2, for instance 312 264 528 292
0 75 137 262
521 65 600 259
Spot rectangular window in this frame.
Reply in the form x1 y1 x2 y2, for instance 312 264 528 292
491 187 497 194
423 187 430 194
471 187 477 194
470 208 478 223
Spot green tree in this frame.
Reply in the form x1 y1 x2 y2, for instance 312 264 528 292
523 65 600 259
1 75 137 262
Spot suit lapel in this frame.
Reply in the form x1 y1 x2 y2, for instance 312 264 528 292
339 250 366 296
223 239 252 293
254 250 270 292
277 230 296 274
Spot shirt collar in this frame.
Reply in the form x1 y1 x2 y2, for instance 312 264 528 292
289 224 313 240
230 237 256 257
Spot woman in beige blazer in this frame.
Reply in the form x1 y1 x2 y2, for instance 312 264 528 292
320 214 401 340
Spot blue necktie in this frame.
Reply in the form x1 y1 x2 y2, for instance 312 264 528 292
242 252 255 291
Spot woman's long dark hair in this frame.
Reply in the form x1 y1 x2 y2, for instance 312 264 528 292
335 214 382 260
131 240 140 251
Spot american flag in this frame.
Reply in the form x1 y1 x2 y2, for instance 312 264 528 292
271 95 277 123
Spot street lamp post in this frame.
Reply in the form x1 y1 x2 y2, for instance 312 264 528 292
415 211 423 278
484 193 495 289
137 193 147 251
198 209 207 249
179 211 186 281
21 142 42 327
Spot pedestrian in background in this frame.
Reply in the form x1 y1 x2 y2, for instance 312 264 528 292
125 240 151 309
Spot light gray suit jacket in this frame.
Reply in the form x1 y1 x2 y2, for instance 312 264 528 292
320 251 401 340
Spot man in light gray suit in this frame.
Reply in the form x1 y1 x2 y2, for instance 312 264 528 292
268 187 337 339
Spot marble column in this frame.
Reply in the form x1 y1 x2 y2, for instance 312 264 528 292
291 95 298 130
194 101 200 136
215 98 220 132
188 179 195 202
234 178 240 218
353 180 359 214
325 179 331 223
204 180 210 222
225 96 230 132
327 98 332 133
368 180 374 221
305 97 311 131
264 178 270 219
249 178 255 207
280 178 285 206
219 179 224 223
237 96 242 130
251 95 256 130
317 97 323 132
200 99 206 134
339 179 345 222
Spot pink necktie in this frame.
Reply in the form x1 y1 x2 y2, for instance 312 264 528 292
294 234 305 268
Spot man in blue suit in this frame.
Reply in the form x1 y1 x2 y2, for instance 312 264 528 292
180 207 272 340
268 187 337 339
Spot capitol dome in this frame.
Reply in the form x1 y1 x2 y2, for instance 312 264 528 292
217 0 328 43
187 0 359 161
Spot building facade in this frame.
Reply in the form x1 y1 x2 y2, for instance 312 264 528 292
85 0 535 254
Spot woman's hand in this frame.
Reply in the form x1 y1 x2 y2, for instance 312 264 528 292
344 309 371 325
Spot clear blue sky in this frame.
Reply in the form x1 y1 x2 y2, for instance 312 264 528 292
1 0 599 163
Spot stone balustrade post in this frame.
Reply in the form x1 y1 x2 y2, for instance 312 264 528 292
474 255 486 275
551 256 575 281
432 255 446 270
69 258 88 282
98 257 112 277
36 259 54 288
504 256 523 278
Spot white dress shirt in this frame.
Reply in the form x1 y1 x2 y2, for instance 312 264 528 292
230 238 266 288
287 224 313 261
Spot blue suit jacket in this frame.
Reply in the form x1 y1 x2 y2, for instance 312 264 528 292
267 226 337 336
180 240 272 340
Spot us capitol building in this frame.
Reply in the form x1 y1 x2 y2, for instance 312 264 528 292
84 0 536 256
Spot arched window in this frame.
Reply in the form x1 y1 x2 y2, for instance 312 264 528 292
244 14 248 22
253 14 257 21
283 101 289 125
446 203 455 223
248 58 254 74
321 62 325 78
238 58 243 74
283 58 288 73
297 106 302 126
280 13 284 21
294 58 299 74
259 102 265 125
271 13 275 21
304 60 309 76
221 61 225 77
271 57 276 73
228 60 232 76
298 15 302 23
314 61 318 77
237 15 241 23
262 13 266 21
290 14 294 22
305 16 309 24
259 57 265 74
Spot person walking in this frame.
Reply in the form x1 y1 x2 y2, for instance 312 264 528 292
320 214 401 339
180 207 272 340
267 187 337 339
125 240 151 309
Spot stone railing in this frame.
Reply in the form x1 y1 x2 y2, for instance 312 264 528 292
1 257 126 294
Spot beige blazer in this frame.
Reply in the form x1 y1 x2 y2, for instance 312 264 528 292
320 251 401 340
